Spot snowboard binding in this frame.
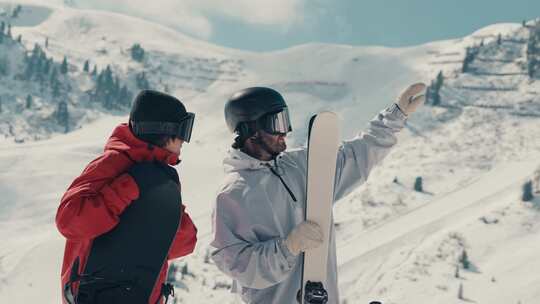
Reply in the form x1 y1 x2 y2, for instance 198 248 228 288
303 281 328 304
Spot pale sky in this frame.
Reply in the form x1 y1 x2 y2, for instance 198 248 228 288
70 0 540 51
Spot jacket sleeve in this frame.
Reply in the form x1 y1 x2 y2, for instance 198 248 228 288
55 151 139 241
332 103 407 201
168 205 198 259
210 193 297 289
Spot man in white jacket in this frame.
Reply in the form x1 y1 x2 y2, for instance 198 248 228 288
210 84 426 304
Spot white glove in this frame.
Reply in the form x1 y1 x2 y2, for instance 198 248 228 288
283 221 323 256
397 82 427 115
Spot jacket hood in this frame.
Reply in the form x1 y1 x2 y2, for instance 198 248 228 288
105 123 180 166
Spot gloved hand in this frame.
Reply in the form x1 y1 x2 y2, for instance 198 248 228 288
283 221 323 256
397 82 427 115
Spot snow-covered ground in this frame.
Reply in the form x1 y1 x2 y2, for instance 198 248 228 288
1 2 540 303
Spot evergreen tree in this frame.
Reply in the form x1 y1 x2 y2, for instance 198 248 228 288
462 48 471 73
23 44 43 80
414 176 423 192
43 58 51 75
0 97 3 113
130 43 145 62
459 249 470 269
529 58 536 78
50 66 59 84
7 23 12 39
522 180 534 202
497 33 502 45
38 51 48 73
11 5 22 18
181 264 189 278
0 57 8 76
435 71 444 91
52 80 60 98
56 101 69 133
91 65 98 77
429 82 442 106
118 85 132 107
50 67 61 97
60 56 68 74
167 264 178 281
16 34 21 43
462 46 478 73
136 72 150 90
45 37 49 48
83 60 89 72
25 94 32 109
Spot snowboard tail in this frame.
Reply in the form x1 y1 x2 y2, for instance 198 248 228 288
299 112 340 304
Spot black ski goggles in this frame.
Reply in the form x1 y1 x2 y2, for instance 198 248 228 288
257 108 292 135
132 112 195 143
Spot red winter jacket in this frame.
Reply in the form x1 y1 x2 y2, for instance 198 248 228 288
56 123 197 304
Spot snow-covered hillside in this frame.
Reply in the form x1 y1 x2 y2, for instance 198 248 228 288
1 2 540 304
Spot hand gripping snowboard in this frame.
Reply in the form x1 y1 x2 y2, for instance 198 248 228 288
65 162 182 304
298 112 340 304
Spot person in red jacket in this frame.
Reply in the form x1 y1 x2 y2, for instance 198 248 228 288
56 90 198 304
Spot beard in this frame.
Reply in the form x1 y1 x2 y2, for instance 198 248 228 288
258 132 287 156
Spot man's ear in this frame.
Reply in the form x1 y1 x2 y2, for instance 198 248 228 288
248 131 262 145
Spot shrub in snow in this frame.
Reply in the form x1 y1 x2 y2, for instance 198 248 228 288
414 176 423 192
136 71 150 90
167 263 178 281
522 180 534 202
25 95 32 109
459 249 470 269
130 43 145 62
56 101 69 133
60 56 68 74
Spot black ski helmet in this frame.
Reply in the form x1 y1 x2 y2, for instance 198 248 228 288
224 87 290 136
129 90 195 142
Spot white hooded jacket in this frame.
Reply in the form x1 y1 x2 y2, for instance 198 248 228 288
210 104 407 304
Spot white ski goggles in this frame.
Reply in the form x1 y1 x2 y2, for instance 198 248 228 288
258 108 292 135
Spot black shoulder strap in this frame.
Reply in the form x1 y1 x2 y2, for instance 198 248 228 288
75 162 182 304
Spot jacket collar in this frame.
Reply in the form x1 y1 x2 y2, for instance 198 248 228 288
105 123 180 166
223 148 296 173
223 149 274 173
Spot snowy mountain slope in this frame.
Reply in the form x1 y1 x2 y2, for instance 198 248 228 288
338 162 540 303
1 2 540 304
8 2 430 144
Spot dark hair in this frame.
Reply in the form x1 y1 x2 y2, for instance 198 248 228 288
231 121 257 149
135 134 175 148
232 135 246 149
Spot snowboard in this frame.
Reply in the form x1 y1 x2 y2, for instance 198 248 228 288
299 112 340 304
66 162 182 304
